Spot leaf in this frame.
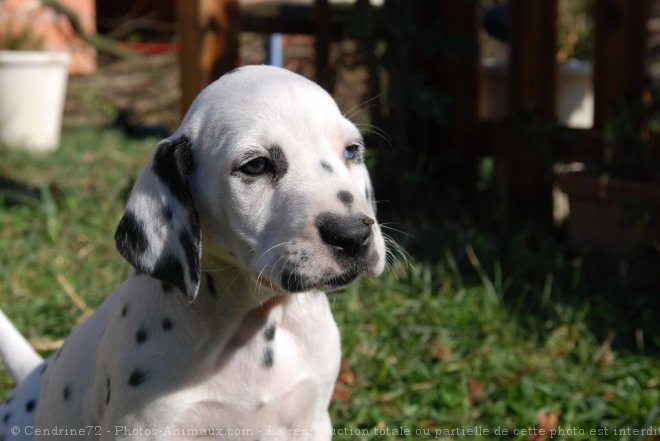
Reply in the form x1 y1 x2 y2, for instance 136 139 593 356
528 410 560 441
430 341 449 361
332 359 356 402
468 378 484 402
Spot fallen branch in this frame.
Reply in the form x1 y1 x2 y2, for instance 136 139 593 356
41 0 136 59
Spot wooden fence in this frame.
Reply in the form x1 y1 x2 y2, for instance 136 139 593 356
175 0 650 209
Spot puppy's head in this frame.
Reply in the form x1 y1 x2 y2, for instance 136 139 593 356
116 65 385 301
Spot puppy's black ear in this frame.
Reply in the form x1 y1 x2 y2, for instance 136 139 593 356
115 135 201 301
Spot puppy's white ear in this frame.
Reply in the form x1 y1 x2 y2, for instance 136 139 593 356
115 135 201 301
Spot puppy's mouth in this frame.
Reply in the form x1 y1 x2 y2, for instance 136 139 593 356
279 269 360 293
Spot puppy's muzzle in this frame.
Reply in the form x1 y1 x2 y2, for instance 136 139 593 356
316 212 374 258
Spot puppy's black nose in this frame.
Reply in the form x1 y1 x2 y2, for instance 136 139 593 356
316 213 373 257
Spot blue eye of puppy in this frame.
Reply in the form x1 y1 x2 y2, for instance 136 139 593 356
344 145 360 161
240 157 271 175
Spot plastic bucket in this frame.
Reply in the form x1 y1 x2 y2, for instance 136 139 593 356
0 51 70 151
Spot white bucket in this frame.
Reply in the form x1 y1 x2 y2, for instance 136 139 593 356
480 59 594 129
0 51 70 151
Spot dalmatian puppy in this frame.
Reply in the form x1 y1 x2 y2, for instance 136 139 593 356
0 65 386 440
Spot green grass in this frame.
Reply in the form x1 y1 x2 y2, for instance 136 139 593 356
1 130 659 440
331 270 659 440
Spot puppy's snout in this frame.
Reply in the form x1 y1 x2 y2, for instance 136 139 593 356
316 212 373 257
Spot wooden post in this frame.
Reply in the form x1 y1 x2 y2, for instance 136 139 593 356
314 0 333 92
506 0 558 213
509 0 557 117
177 0 240 116
593 0 649 129
439 0 479 192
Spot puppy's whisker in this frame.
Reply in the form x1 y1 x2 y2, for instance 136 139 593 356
382 233 413 273
343 93 383 120
201 265 233 273
354 124 392 146
380 223 414 239
256 241 294 265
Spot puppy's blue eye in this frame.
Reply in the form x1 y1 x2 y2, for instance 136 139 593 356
240 157 271 176
344 145 360 161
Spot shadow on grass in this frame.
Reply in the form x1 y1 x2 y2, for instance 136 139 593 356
376 181 660 355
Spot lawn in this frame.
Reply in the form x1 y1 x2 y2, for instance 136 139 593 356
1 130 658 440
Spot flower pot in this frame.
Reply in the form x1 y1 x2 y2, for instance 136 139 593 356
480 59 593 128
556 172 660 256
0 51 69 151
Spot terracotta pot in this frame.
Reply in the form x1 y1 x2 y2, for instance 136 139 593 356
556 172 660 256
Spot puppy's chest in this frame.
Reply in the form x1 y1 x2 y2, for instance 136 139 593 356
160 321 341 438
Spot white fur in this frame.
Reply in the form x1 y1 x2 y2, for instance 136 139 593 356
0 65 385 441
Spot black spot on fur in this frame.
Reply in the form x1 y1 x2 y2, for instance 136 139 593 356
267 145 288 179
320 161 333 173
136 327 148 345
114 210 149 263
152 254 186 296
263 324 276 341
262 347 274 368
121 304 128 317
3 412 10 423
63 385 71 401
162 205 173 220
162 318 174 331
128 369 148 387
5 396 12 404
337 191 354 207
206 273 216 295
106 378 111 405
25 400 36 412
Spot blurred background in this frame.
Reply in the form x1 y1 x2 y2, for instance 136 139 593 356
1 0 659 439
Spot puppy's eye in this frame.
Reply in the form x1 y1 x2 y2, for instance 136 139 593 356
239 157 272 176
344 145 360 161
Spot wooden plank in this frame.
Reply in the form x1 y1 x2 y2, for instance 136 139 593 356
438 0 479 191
503 0 558 213
314 0 333 91
240 4 354 36
509 0 557 116
176 0 240 116
593 0 649 129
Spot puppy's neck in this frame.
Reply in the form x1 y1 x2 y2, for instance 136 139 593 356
181 254 288 338
177 261 291 370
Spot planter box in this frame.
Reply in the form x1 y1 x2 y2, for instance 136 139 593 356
557 172 660 256
0 51 69 151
